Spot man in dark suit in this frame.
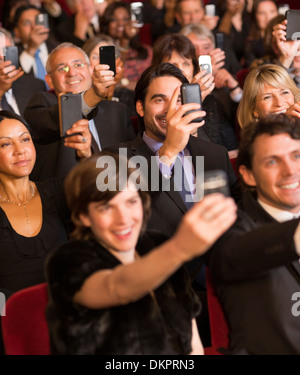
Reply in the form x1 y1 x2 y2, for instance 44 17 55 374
207 114 300 354
13 5 58 85
24 42 136 181
109 63 240 238
0 27 47 115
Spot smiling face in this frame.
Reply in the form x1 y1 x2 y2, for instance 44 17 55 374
136 76 182 142
108 7 131 40
240 133 300 213
253 83 295 118
79 185 143 254
45 47 93 95
14 8 42 45
0 118 36 179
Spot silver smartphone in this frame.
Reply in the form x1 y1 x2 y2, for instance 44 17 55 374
130 2 144 28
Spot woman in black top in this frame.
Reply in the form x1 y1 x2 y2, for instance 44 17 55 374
45 152 237 355
0 110 92 300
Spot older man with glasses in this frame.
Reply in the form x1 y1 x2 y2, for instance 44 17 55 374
24 42 136 181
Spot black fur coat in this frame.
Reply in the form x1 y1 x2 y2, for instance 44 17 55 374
45 232 201 355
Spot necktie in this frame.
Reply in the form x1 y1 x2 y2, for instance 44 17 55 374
173 153 194 210
34 49 46 82
1 94 14 112
88 119 101 153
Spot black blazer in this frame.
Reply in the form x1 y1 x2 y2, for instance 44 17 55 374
12 75 46 116
23 91 136 181
208 190 300 355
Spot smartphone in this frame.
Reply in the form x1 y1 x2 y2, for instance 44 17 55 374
205 4 216 17
4 46 19 70
35 13 49 28
199 55 212 75
180 83 203 123
99 45 116 76
58 93 82 137
285 10 300 41
130 2 144 28
215 32 224 51
203 170 230 197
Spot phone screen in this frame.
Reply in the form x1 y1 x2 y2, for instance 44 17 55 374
99 45 116 76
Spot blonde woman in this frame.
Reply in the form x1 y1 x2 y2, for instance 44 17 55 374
237 63 300 128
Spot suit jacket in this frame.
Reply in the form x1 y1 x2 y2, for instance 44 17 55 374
208 190 300 355
23 91 136 181
12 75 46 116
108 135 240 238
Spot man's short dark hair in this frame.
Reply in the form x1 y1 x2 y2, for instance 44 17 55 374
134 62 189 105
238 114 300 171
13 5 41 26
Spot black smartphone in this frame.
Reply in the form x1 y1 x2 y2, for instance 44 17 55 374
215 32 224 50
130 2 144 28
4 46 19 70
35 13 49 28
285 10 300 41
180 83 202 123
203 170 230 197
99 45 116 76
58 93 82 137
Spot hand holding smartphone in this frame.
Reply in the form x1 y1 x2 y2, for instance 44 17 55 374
4 46 19 70
58 93 83 137
99 45 116 76
180 83 203 123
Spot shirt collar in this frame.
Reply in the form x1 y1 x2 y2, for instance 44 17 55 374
142 132 163 153
257 198 300 222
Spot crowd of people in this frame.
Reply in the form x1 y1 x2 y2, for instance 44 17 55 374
0 0 299 356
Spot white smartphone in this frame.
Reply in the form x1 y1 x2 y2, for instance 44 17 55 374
205 4 216 17
278 4 290 16
199 55 212 75
130 2 144 28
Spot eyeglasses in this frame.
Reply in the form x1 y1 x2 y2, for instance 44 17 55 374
53 62 87 74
